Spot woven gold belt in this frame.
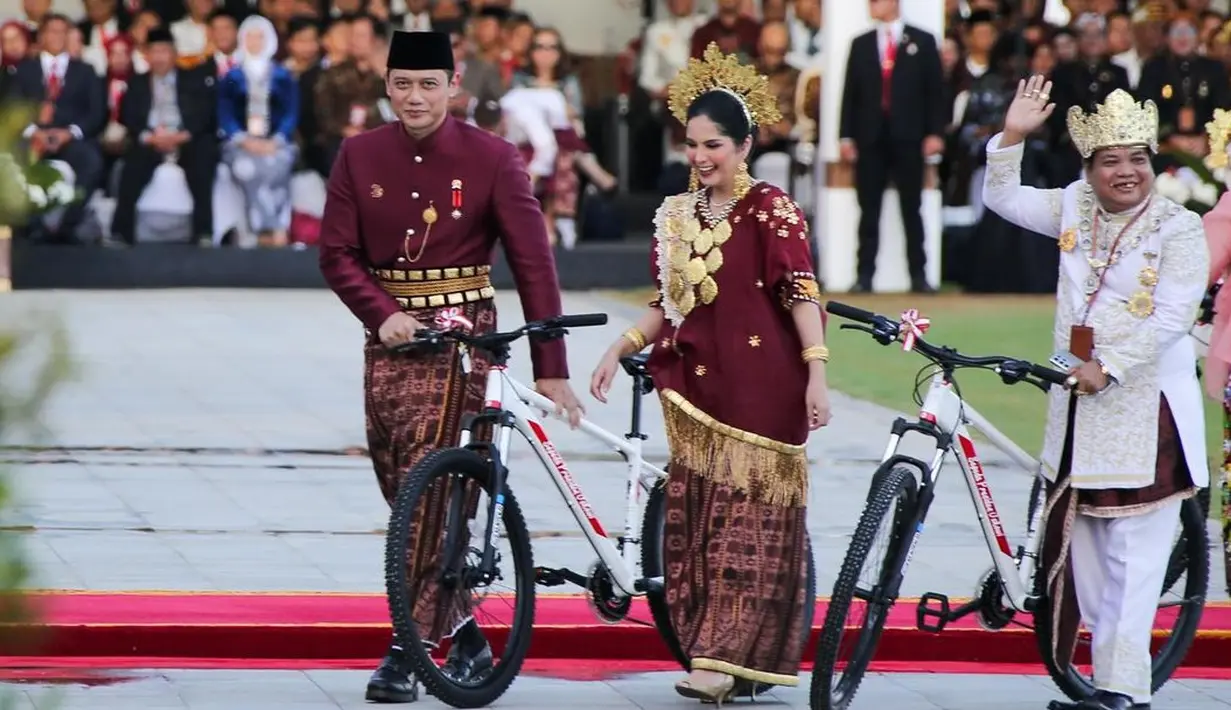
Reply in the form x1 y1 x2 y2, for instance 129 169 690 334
373 265 495 309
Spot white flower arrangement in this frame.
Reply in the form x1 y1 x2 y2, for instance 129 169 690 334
1155 161 1222 213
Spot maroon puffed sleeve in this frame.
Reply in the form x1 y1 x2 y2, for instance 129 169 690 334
491 142 569 380
318 139 403 332
759 188 824 318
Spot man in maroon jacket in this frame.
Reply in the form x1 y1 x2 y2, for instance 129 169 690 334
318 29 584 704
689 0 760 62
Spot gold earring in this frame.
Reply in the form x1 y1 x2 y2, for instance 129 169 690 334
688 166 700 192
733 162 751 199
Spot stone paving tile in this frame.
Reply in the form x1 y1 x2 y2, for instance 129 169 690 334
4 671 1231 710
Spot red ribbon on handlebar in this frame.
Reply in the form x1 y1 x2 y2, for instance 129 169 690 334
899 308 930 352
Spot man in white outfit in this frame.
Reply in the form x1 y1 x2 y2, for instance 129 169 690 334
982 75 1209 710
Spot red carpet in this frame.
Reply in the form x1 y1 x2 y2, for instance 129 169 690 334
3 592 1228 669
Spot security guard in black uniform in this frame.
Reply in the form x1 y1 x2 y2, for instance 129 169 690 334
1046 13 1130 187
1137 12 1231 161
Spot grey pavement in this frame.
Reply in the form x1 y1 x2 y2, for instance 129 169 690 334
4 670 1231 710
0 289 1225 601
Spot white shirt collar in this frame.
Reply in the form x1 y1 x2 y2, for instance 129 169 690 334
40 51 68 70
877 18 905 42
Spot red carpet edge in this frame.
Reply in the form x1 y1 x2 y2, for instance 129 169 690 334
2 591 1227 669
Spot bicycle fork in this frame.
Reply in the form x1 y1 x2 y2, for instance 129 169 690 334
441 412 515 589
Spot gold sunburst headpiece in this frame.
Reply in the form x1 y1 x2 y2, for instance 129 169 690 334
1206 109 1231 170
1065 89 1159 160
667 42 782 129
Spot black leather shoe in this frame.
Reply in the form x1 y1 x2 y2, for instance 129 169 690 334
441 641 494 684
1079 691 1149 709
910 279 937 294
365 646 419 703
849 280 872 294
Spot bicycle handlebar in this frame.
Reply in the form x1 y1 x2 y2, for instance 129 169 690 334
390 313 609 355
825 301 1076 391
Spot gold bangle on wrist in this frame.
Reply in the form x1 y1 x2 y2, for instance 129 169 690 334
801 345 829 364
622 327 647 351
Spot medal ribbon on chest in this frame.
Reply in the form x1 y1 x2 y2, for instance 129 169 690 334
451 179 463 219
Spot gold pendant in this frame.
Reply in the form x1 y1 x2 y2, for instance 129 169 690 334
684 257 708 285
1058 228 1076 252
1138 265 1159 288
1127 291 1155 318
423 204 438 225
698 275 718 304
694 228 714 254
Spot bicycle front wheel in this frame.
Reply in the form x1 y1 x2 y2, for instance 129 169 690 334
640 476 817 697
1032 495 1209 701
811 464 919 710
385 447 536 709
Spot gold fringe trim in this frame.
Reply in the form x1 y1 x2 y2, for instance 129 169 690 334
660 388 808 507
691 657 799 686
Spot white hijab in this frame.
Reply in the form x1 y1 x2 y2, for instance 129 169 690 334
235 15 279 80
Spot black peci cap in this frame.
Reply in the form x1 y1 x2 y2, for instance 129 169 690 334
146 26 174 45
386 30 455 73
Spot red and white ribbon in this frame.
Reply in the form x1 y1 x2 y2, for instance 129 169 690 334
434 307 474 332
899 308 930 352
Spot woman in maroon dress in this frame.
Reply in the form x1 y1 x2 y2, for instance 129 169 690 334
590 44 831 705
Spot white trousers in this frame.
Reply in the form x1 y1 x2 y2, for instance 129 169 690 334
1070 500 1181 704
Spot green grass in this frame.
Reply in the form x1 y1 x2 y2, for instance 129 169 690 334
606 290 1224 516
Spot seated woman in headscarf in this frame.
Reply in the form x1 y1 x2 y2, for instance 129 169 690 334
218 15 300 248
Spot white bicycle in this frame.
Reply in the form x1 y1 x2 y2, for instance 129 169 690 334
812 302 1208 710
381 313 816 708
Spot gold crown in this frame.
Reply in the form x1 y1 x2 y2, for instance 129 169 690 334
1065 89 1158 159
667 42 782 128
1206 108 1231 170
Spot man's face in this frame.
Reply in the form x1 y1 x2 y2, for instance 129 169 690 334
716 0 739 13
794 0 820 28
1168 20 1199 56
386 68 455 134
288 27 318 62
1107 16 1132 54
39 17 67 54
1077 23 1106 59
967 22 997 55
209 17 238 54
758 23 788 69
868 0 898 22
147 40 175 73
350 18 373 59
405 0 428 12
472 17 500 48
506 22 533 58
1088 146 1153 213
322 21 350 57
23 0 50 19
667 0 694 16
84 0 116 24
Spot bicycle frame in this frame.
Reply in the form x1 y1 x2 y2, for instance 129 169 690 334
884 371 1047 613
457 364 668 597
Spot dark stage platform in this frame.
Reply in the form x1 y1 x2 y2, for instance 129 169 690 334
10 239 655 291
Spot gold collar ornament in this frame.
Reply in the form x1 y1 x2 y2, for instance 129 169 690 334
667 42 783 129
1205 108 1231 170
1066 89 1159 159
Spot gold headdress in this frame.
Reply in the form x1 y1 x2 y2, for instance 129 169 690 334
667 42 782 130
1065 89 1159 160
1206 109 1231 170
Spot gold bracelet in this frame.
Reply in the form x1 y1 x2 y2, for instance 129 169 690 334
622 327 647 351
801 345 829 364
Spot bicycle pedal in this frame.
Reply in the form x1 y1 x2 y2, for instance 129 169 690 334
916 592 951 633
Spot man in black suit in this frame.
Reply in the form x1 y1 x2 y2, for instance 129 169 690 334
110 27 217 245
838 0 945 294
12 13 107 242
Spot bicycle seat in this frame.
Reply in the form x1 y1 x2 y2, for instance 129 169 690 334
619 353 651 379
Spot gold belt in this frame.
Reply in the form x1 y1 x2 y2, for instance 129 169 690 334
373 265 495 309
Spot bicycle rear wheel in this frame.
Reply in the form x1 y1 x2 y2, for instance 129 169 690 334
1031 495 1208 701
385 447 536 709
810 464 919 710
641 477 817 696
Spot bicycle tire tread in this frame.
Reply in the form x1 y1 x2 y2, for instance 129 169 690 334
384 446 536 709
812 465 918 710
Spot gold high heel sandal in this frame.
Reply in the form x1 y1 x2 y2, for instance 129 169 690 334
674 673 737 706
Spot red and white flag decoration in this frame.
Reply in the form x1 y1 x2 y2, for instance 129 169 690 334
898 308 930 352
